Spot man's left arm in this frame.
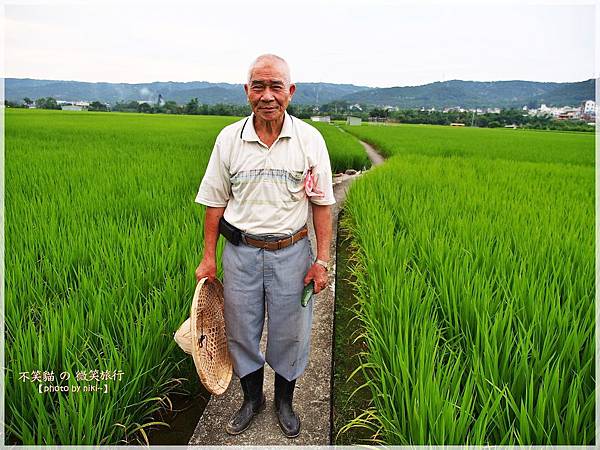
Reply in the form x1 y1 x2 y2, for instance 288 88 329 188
303 130 335 294
304 204 332 294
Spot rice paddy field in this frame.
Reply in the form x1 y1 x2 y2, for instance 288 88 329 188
339 123 595 444
4 109 595 445
4 109 236 444
308 121 371 172
342 122 593 166
3 109 362 445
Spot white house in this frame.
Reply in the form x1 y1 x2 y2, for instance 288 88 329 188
346 116 362 126
60 100 90 111
310 116 331 123
61 105 86 111
582 100 596 116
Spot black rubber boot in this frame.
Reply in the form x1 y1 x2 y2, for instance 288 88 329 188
226 366 266 435
274 372 300 438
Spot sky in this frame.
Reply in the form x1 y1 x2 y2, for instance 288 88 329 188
2 0 597 88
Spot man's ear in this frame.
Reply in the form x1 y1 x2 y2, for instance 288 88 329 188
244 84 249 96
289 83 296 98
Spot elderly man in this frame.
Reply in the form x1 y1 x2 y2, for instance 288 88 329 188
194 54 335 438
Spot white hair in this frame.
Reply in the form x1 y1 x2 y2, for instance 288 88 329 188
247 54 291 86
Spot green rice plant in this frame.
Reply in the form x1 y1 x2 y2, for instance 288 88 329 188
4 109 238 444
310 121 371 172
341 152 594 444
4 108 359 444
341 122 594 166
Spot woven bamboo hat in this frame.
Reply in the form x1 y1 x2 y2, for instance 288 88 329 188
189 277 232 395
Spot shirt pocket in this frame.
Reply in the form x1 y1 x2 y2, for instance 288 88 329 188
285 167 307 201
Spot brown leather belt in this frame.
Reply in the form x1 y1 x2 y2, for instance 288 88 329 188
242 226 308 251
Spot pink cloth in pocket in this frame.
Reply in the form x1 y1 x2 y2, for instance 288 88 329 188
303 168 324 198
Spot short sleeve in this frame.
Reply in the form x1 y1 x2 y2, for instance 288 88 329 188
309 133 336 206
195 138 231 207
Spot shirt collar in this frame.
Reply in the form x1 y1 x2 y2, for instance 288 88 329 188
241 111 294 142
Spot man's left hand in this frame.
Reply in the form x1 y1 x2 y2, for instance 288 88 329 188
304 263 329 294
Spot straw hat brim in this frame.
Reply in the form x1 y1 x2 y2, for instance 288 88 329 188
190 277 232 395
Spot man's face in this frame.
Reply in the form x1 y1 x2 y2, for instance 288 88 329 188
244 61 296 123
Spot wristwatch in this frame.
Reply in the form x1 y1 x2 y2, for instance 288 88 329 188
315 259 329 271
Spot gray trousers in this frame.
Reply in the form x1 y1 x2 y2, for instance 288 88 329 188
222 237 314 382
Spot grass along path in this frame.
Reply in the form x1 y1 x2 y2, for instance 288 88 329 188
332 138 385 444
5 110 235 445
337 128 594 444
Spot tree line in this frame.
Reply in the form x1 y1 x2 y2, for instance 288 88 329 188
5 97 594 132
319 102 594 132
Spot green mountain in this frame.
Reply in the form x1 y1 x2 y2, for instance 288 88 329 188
5 78 371 106
5 77 595 109
340 79 595 108
528 79 595 107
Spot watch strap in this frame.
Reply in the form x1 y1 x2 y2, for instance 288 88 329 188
315 259 329 270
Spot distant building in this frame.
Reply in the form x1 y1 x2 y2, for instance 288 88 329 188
60 101 89 111
349 103 363 111
61 105 85 111
557 108 579 120
346 116 362 126
504 124 518 129
538 104 553 116
444 106 467 113
311 116 331 123
61 101 90 111
450 123 465 127
581 100 596 117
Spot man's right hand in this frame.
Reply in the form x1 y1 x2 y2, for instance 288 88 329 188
195 257 217 282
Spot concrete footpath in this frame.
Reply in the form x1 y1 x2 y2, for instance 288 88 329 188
188 140 382 446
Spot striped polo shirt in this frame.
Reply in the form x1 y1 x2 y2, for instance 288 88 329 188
195 111 336 235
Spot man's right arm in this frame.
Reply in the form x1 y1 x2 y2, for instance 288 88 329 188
194 131 231 282
195 206 225 282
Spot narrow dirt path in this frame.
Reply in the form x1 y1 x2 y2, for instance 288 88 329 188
188 139 384 446
361 140 385 166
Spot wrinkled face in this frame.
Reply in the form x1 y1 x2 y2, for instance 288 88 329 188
244 61 296 123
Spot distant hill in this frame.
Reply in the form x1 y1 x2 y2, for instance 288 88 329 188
340 79 596 108
528 79 595 107
5 77 595 108
5 78 371 107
